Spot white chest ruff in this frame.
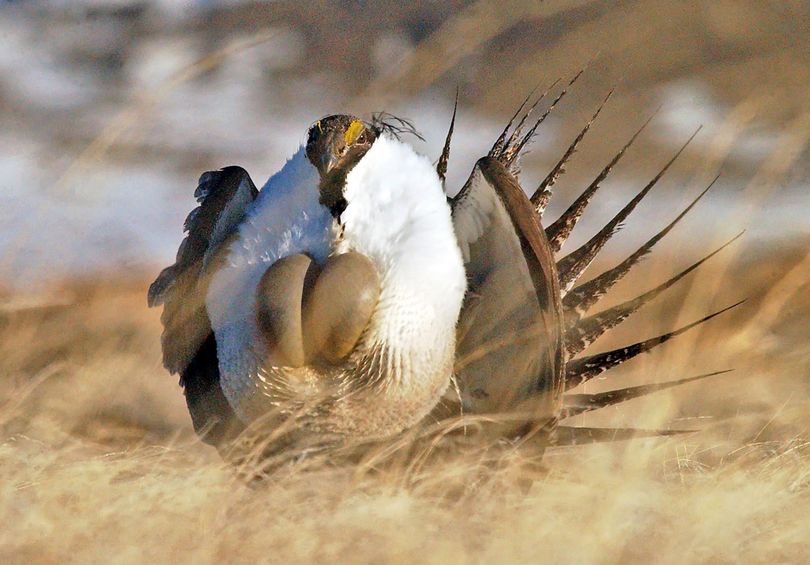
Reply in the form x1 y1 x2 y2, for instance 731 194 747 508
209 137 467 437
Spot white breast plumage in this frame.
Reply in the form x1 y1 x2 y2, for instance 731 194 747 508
339 135 466 362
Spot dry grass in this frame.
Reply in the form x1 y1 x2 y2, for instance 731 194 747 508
0 249 808 564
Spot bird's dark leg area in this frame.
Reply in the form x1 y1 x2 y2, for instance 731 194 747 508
256 252 380 367
182 332 245 447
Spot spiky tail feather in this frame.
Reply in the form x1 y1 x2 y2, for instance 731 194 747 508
553 426 691 445
564 300 745 390
563 176 721 323
499 79 559 161
510 70 584 165
489 85 541 159
490 70 584 177
531 88 614 221
436 89 458 187
559 369 733 419
555 127 702 295
563 232 743 357
544 111 657 254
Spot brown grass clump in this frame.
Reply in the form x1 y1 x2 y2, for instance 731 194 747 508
0 250 808 563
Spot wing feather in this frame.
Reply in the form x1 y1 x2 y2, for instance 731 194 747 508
149 166 258 374
450 157 564 425
148 166 257 446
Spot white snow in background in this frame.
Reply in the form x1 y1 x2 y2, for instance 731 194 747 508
0 4 806 289
654 80 782 161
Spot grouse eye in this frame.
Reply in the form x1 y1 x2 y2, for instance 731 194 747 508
356 132 367 144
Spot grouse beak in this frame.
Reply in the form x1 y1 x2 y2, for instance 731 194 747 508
315 131 342 176
320 152 339 176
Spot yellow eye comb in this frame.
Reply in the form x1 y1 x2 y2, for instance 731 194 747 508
344 120 365 145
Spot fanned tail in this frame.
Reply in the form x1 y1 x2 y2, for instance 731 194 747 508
563 176 720 322
447 87 746 450
560 369 733 419
564 300 744 390
544 112 657 253
555 128 702 295
530 88 614 218
564 232 743 357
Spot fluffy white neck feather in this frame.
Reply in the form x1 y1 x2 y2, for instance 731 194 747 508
338 134 466 371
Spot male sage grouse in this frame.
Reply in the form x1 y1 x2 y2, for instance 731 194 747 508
148 80 742 459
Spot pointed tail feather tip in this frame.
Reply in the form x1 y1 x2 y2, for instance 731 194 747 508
437 89 458 184
555 127 705 294
562 178 733 321
511 70 584 171
492 77 563 166
503 79 558 156
560 369 734 418
544 108 658 253
565 300 745 389
532 88 614 206
490 86 539 157
564 232 745 357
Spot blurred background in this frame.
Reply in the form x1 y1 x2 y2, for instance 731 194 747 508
1 2 809 561
0 0 807 286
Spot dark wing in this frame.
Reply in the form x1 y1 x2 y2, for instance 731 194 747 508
450 156 565 429
148 166 257 446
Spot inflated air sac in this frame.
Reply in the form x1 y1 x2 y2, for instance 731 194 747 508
256 254 316 368
256 252 380 367
303 252 380 364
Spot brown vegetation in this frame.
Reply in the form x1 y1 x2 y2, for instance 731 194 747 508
1 242 808 562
